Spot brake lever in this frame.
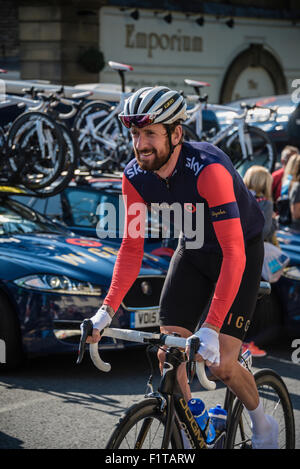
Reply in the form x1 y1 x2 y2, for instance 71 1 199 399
76 318 93 364
187 336 200 384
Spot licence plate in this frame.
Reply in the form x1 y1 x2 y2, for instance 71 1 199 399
130 309 160 328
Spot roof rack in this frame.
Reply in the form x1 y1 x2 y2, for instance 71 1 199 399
0 183 38 197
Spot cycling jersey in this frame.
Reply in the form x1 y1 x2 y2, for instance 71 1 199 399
104 141 265 329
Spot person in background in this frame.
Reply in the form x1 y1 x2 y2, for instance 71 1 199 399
243 165 278 357
272 145 299 202
281 153 300 231
244 165 278 244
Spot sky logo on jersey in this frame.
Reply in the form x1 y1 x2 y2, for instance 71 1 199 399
127 162 147 179
185 157 204 177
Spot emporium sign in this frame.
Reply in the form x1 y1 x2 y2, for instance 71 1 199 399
125 24 203 58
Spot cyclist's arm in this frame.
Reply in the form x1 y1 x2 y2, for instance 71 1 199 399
197 163 246 330
102 175 147 313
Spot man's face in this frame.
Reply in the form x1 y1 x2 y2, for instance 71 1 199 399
130 123 171 171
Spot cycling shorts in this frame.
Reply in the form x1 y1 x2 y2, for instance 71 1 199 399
159 234 264 341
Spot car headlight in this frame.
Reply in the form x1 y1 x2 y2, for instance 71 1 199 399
13 274 103 296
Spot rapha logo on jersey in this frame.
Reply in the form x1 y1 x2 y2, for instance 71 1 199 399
211 209 226 219
127 162 147 179
186 157 204 177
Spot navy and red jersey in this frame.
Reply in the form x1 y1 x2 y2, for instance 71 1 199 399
104 142 264 329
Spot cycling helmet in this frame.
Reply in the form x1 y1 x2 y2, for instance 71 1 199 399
119 86 187 128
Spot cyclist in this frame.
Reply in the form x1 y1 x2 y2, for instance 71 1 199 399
85 86 278 449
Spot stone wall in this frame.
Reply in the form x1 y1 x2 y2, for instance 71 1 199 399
18 3 102 84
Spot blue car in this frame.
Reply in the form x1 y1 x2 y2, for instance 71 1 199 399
13 176 177 259
0 195 168 369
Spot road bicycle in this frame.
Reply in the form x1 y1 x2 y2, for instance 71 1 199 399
182 79 277 174
20 86 93 196
0 89 65 193
73 61 134 172
77 282 295 449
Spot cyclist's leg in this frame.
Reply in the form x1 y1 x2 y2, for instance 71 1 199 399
208 235 278 447
210 333 259 410
158 242 215 402
158 325 193 402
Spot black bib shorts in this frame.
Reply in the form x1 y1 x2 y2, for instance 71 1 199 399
159 234 264 341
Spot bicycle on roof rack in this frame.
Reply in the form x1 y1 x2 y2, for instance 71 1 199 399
0 69 66 195
73 61 134 172
182 79 277 174
20 85 95 196
77 281 295 449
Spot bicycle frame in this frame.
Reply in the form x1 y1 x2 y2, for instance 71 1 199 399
186 100 253 161
81 93 131 150
152 346 208 449
151 345 238 449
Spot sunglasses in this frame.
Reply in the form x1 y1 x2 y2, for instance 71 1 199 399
119 113 158 129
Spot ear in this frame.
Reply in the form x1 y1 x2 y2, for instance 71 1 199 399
171 125 183 146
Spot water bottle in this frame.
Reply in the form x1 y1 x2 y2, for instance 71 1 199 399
188 398 216 444
208 405 227 448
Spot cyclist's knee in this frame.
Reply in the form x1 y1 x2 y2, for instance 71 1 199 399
157 347 166 374
209 359 236 383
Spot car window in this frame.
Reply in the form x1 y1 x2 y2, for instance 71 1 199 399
0 199 69 236
11 195 64 221
64 189 102 227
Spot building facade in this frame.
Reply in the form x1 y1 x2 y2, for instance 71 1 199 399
1 0 300 103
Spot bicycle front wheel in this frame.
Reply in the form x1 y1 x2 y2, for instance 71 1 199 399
74 100 121 170
106 398 183 449
181 124 199 142
227 369 295 449
32 123 79 197
221 125 277 175
7 111 64 190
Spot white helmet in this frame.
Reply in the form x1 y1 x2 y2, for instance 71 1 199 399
119 86 187 127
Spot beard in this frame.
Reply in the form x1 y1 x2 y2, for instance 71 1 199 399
134 145 171 172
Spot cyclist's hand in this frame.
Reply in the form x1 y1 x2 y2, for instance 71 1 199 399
186 327 220 367
83 306 112 344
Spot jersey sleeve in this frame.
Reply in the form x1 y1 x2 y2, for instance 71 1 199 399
197 163 246 329
103 175 147 312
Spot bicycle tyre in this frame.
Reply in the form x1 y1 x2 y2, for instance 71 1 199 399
6 111 65 190
106 398 183 449
226 368 295 449
74 100 122 170
32 123 79 197
220 125 277 175
181 124 200 142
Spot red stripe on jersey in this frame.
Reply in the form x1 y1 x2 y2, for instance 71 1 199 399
197 163 246 329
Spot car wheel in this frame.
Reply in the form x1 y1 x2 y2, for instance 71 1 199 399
0 293 25 371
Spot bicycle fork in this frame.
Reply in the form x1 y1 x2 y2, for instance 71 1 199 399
157 348 208 449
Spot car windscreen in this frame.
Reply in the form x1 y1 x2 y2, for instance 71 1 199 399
0 199 69 236
64 188 118 228
64 188 172 239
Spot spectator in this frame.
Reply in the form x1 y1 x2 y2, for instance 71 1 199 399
281 153 300 230
242 165 279 357
272 145 299 202
244 165 278 243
